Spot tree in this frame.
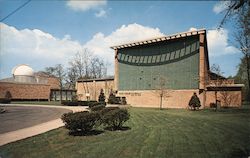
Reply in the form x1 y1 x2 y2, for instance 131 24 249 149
188 92 201 110
98 89 105 104
108 90 118 104
45 64 66 103
153 77 171 110
217 0 249 100
210 64 225 110
234 7 250 93
67 48 107 89
218 0 249 28
234 56 250 101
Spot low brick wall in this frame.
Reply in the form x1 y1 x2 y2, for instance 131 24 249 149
0 82 50 100
117 89 242 108
117 89 199 108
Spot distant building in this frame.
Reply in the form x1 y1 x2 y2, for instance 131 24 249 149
0 64 76 101
76 77 114 101
76 29 243 108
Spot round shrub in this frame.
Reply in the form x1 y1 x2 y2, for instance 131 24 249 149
102 108 130 130
88 102 101 108
61 111 100 133
99 107 120 116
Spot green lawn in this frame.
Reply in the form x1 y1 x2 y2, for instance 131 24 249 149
0 108 249 158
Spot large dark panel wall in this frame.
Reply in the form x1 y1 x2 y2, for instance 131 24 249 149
117 35 200 90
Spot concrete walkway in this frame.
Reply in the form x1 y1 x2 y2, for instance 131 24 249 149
0 104 87 146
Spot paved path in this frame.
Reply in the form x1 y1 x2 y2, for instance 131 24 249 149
0 104 86 146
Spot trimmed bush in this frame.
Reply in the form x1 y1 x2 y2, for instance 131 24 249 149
88 102 102 108
0 98 11 104
61 101 98 106
0 91 12 104
188 93 201 110
121 97 127 105
102 108 130 130
61 101 78 106
210 102 217 108
61 111 100 133
90 104 106 112
99 107 120 115
0 108 6 114
108 92 117 104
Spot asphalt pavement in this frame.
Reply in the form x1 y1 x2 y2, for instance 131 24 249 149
0 105 71 134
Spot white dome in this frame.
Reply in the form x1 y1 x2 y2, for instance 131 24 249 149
12 64 34 76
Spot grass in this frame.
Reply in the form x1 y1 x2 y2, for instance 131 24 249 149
11 101 62 105
0 107 249 158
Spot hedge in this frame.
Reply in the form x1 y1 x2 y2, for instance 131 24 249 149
102 108 130 130
61 111 100 133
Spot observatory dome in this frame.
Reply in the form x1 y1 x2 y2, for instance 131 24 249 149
12 64 34 76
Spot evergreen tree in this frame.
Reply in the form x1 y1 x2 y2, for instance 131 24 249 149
188 92 201 110
98 89 105 104
108 91 117 104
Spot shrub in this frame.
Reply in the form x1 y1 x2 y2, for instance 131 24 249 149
5 91 12 100
102 108 130 130
0 108 6 114
88 102 102 108
98 89 105 104
0 91 12 104
99 107 120 115
90 104 106 111
108 92 120 104
61 111 100 133
61 101 78 106
121 97 127 105
210 102 217 108
188 93 201 110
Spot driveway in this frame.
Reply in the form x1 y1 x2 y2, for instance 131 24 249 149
0 105 71 134
0 104 86 146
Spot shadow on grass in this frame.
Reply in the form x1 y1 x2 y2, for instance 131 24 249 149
69 130 104 136
104 126 131 131
229 147 250 158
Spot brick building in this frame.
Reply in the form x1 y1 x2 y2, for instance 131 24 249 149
0 64 76 101
78 29 243 108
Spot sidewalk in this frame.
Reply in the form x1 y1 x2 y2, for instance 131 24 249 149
0 104 86 146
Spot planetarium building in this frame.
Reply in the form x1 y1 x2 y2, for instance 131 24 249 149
0 64 75 101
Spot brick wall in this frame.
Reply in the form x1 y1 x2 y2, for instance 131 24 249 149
76 80 114 101
0 82 50 100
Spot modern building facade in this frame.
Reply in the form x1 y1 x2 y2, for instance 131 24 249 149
77 29 243 108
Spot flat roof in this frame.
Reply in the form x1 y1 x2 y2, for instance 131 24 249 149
77 77 114 82
206 84 244 88
110 29 206 50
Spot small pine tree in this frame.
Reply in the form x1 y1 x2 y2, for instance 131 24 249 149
108 91 117 104
98 89 105 104
188 92 201 110
5 91 12 100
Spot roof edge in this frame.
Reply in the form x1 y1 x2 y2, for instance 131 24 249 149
110 28 206 50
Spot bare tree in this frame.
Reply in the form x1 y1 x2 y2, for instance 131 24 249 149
90 56 107 79
220 91 240 107
45 64 66 103
153 77 171 110
218 0 249 28
234 7 250 91
217 0 249 97
210 64 226 110
67 48 107 89
66 65 78 89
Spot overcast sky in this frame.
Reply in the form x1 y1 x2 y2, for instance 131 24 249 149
0 0 242 78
